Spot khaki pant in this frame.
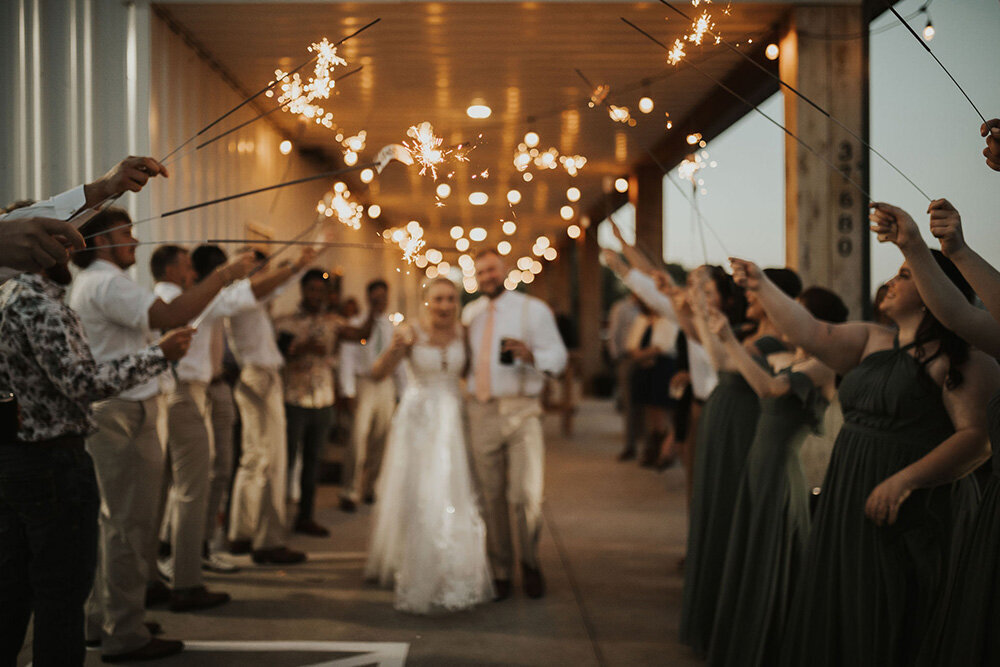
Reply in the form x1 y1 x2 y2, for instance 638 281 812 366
160 381 211 589
85 397 163 656
229 366 287 550
341 376 395 503
467 397 545 580
205 380 236 542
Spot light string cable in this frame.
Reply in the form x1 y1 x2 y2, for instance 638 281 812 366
574 67 726 264
621 17 874 203
160 66 365 168
658 0 931 202
884 2 988 127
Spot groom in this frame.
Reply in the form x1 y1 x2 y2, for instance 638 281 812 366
464 249 567 600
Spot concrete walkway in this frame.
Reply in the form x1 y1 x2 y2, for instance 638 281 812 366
35 399 700 666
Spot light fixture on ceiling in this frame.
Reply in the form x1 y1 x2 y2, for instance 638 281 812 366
567 224 582 239
279 140 292 155
566 187 581 202
367 204 381 219
614 177 629 193
360 168 374 183
502 220 517 235
497 240 512 255
765 43 779 60
469 227 487 242
466 102 492 119
524 131 539 148
507 189 522 205
450 225 464 240
560 205 574 221
638 97 654 114
469 192 488 205
436 183 452 198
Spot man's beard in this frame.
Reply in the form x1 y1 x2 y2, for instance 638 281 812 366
44 262 73 286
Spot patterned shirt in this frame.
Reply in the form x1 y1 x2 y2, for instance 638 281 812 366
275 307 342 409
0 273 169 442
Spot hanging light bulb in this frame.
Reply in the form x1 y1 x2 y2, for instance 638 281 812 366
507 189 522 205
566 187 581 202
524 131 539 148
922 17 935 41
765 43 779 60
638 97 654 114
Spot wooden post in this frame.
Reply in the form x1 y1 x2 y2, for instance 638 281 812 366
632 165 664 265
781 5 870 317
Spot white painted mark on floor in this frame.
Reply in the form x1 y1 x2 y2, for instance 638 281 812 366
179 640 407 666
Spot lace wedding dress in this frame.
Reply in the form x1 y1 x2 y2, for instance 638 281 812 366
364 328 494 613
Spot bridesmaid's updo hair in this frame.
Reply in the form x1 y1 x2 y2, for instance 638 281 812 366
763 267 803 299
914 250 974 389
799 287 849 324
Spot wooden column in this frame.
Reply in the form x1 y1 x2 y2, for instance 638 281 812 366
576 222 603 390
631 165 664 265
781 5 869 317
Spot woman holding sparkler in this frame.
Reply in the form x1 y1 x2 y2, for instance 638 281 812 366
869 196 1000 666
364 278 493 614
727 246 997 667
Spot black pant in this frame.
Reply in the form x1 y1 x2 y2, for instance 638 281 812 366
286 404 334 523
0 442 99 667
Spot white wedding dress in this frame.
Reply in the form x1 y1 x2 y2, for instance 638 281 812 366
364 328 494 614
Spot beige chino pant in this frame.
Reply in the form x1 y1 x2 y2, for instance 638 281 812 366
205 380 237 542
85 397 163 656
160 381 211 589
466 396 545 581
229 366 287 550
341 376 396 503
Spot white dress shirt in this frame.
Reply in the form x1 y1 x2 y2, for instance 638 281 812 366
227 302 284 370
338 312 399 399
464 290 568 399
69 259 162 401
607 296 641 360
153 279 257 383
1 185 86 222
625 314 678 356
624 268 716 398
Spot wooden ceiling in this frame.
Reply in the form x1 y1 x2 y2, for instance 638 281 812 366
156 2 789 255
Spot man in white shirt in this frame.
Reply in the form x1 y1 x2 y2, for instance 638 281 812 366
465 250 568 600
150 245 257 612
69 208 251 663
338 279 401 511
226 248 315 565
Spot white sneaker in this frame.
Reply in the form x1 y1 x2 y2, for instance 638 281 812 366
156 556 174 583
202 552 241 574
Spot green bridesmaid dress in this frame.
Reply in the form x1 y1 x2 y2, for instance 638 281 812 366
708 369 825 667
918 390 1000 666
780 338 967 667
680 335 787 656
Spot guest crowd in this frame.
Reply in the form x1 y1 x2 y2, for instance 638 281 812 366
0 116 998 667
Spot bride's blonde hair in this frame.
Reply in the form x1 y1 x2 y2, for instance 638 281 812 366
421 277 461 328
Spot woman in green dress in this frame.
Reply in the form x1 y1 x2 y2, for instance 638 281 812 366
870 198 1000 665
727 251 997 667
678 267 802 656
706 287 847 667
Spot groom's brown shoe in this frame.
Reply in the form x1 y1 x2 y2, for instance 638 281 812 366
522 563 545 599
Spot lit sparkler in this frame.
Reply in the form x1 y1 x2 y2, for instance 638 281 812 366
403 122 450 179
667 39 687 65
608 105 631 123
688 11 718 46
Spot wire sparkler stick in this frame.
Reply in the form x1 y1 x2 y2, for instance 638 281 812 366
71 239 386 252
622 17 873 202
158 18 381 166
885 3 988 127
79 162 378 242
658 0 931 202
160 66 365 168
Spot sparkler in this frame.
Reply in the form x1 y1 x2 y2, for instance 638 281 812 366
622 17 873 202
657 0 931 202
885 3 988 127
402 122 450 179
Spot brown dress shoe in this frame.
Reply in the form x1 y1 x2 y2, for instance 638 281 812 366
251 546 307 565
101 637 184 663
522 563 546 599
293 518 331 537
493 579 512 602
169 585 231 612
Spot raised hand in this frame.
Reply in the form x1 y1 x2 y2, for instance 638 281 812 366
295 246 319 271
981 119 1000 171
221 251 256 282
158 326 195 361
601 249 628 276
389 323 416 353
706 307 733 340
729 258 763 291
0 217 86 271
927 198 967 258
84 156 169 206
868 202 922 249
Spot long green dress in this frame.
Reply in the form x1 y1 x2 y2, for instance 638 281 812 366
917 390 1000 666
680 335 787 656
779 339 967 667
708 369 825 667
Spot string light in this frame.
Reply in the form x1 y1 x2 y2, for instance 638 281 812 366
436 183 452 198
367 204 381 219
560 205 574 221
469 192 488 206
502 220 517 235
524 131 539 148
360 168 374 183
922 18 935 41
456 238 470 252
765 43 779 60
507 189 522 205
279 140 293 155
567 224 581 239
638 97 654 114
466 103 491 119
469 227 488 242
450 226 464 240
566 187 581 202
614 177 629 193
497 240 512 255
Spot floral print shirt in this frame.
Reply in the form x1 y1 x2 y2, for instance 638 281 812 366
0 273 169 442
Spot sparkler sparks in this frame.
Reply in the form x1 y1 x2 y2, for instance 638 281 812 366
608 105 631 123
688 11 717 46
403 122 451 179
382 221 427 263
268 38 349 129
667 39 687 65
316 184 363 230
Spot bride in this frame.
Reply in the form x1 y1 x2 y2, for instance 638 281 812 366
364 277 494 613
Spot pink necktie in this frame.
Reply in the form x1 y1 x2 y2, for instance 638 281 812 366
474 302 496 402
